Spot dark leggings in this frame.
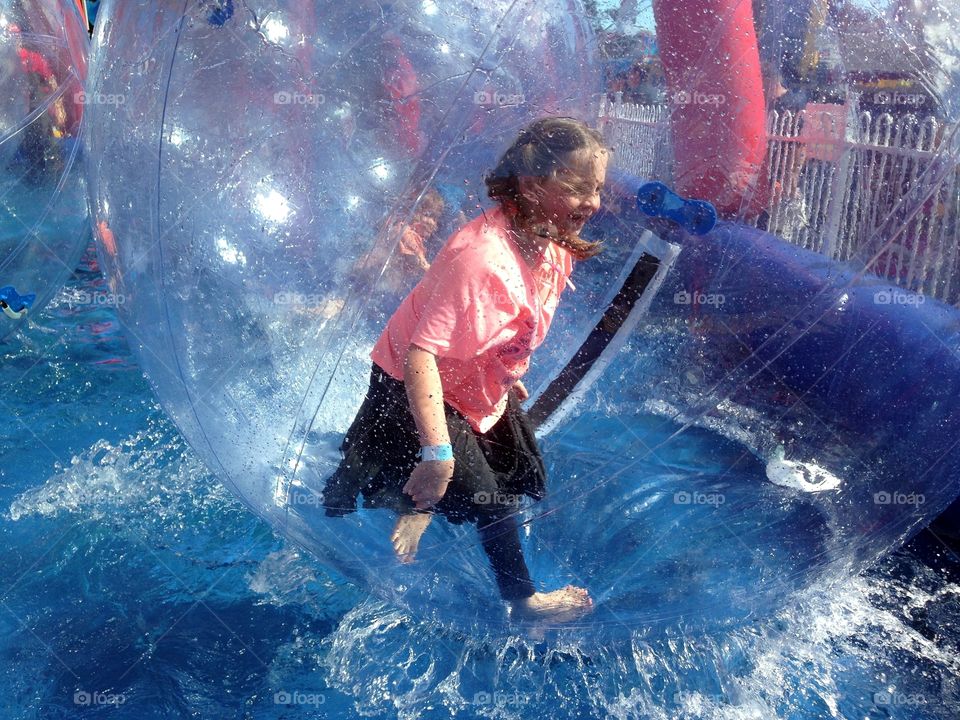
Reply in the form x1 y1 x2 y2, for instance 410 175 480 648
321 366 545 601
475 511 534 600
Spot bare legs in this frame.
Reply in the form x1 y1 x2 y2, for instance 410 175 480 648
390 513 433 563
389 510 594 624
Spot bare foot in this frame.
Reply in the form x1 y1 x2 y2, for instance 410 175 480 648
390 513 433 563
511 585 593 624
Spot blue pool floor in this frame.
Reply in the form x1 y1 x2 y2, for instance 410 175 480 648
1 246 958 719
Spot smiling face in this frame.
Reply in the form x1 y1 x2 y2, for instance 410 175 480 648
519 145 608 241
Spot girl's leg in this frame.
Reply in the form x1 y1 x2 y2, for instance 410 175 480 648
473 399 593 620
475 505 535 601
321 462 361 517
429 409 536 600
476 502 592 622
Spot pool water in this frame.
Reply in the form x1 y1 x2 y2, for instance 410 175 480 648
1 245 958 719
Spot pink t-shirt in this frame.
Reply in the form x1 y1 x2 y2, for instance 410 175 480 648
370 205 574 432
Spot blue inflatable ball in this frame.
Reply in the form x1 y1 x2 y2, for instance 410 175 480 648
0 0 89 339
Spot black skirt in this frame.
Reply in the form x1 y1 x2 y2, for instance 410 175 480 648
322 365 546 524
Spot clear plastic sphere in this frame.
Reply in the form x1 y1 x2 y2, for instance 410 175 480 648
86 0 960 637
0 0 88 339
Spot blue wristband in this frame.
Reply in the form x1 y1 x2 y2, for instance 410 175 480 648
420 444 453 462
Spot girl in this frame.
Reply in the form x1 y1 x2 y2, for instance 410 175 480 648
323 117 608 622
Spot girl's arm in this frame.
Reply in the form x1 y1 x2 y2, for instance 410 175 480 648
403 345 454 509
405 345 450 446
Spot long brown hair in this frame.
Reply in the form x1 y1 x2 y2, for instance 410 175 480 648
485 117 607 260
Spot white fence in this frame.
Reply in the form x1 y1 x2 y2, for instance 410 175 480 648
598 95 960 307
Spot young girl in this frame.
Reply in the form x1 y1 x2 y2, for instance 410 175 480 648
323 117 608 622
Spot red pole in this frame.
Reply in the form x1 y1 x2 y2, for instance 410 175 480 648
652 0 769 218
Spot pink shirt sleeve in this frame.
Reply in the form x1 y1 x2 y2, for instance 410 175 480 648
409 251 520 362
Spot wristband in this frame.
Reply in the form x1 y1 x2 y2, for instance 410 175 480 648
420 444 453 462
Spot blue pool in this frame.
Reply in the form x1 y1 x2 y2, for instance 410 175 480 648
1 244 958 719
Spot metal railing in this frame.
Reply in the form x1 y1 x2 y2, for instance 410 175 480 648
598 95 960 307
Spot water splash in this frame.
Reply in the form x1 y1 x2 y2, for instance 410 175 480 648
7 424 213 522
3 425 958 717
306 562 960 719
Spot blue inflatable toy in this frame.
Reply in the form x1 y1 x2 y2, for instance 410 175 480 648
637 181 718 235
0 285 36 319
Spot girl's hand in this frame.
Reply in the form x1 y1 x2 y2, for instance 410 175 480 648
404 460 454 510
513 379 529 401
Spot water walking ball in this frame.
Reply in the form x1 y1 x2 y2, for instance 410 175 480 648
0 0 88 340
86 0 960 636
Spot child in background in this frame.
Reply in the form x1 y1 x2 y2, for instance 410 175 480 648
323 117 608 623
395 187 444 273
353 187 445 298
